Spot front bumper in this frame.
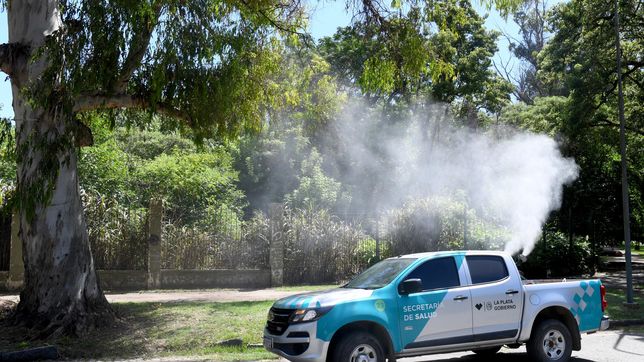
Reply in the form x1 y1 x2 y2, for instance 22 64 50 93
263 321 329 362
600 315 610 331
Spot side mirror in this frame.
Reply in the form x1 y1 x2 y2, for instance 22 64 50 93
398 278 423 295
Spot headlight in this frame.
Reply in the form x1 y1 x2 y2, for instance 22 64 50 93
289 306 333 323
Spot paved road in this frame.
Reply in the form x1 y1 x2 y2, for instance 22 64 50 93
274 331 643 362
396 331 643 362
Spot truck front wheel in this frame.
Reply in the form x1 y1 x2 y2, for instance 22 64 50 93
527 319 573 362
332 331 385 362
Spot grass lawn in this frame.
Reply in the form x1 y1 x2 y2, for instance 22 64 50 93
605 290 644 321
0 301 278 361
2 283 642 360
617 242 644 256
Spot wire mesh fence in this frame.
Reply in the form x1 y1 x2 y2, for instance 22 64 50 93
85 194 149 270
161 209 270 270
79 195 510 285
282 210 381 285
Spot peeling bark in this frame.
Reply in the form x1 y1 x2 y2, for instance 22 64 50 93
8 0 113 337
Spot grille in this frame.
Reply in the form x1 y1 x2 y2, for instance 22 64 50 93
267 307 293 336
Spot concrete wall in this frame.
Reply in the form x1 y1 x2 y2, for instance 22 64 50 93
3 269 270 292
102 269 271 290
98 270 148 290
161 269 270 289
4 202 277 292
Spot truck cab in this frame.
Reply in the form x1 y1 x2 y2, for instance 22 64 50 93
264 251 609 362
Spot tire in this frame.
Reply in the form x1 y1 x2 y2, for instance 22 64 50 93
472 345 502 357
527 319 573 362
331 331 385 362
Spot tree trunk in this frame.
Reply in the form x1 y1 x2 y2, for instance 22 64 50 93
8 0 113 337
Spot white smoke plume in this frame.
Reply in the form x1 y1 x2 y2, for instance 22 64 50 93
324 100 579 255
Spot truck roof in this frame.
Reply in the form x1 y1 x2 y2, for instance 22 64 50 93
393 250 510 259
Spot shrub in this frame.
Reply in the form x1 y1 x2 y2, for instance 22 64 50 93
384 197 508 255
518 231 593 278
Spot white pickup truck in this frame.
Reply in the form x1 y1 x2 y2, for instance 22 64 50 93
264 251 609 362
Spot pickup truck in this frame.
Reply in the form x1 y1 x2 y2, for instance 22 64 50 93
263 251 609 362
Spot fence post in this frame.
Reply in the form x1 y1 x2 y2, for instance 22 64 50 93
269 203 284 287
375 216 380 261
463 203 468 250
6 212 23 290
147 199 163 289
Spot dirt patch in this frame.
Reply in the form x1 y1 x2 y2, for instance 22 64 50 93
0 288 308 305
0 299 16 319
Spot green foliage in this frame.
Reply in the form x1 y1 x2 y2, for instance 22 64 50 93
47 0 305 140
286 149 350 212
79 138 131 200
354 236 392 267
501 0 644 246
236 47 347 213
519 232 594 278
500 96 569 136
115 128 196 161
319 0 512 117
135 149 245 224
385 197 508 255
0 122 15 208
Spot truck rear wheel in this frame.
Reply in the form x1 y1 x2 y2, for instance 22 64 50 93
332 331 385 362
527 319 573 362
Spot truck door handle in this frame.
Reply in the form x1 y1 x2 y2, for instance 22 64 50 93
453 295 469 301
506 289 519 295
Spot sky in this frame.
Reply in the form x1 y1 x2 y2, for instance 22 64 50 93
0 0 528 119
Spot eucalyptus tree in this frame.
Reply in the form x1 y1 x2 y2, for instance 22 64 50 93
498 0 553 103
0 0 303 336
0 0 520 337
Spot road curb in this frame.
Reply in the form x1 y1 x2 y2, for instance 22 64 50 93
610 319 644 327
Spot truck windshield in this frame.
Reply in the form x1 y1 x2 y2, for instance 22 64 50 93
344 258 416 289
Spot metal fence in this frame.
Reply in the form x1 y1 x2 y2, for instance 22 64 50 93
282 211 379 285
85 197 149 270
78 197 509 285
161 210 270 270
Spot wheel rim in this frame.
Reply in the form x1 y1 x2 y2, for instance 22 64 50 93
542 329 566 360
350 343 378 362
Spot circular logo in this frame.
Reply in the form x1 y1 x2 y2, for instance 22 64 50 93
375 300 386 312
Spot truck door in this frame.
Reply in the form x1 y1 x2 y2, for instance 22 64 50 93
397 256 473 352
466 255 523 343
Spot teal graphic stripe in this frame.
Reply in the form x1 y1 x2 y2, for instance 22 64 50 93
399 290 449 345
569 280 602 332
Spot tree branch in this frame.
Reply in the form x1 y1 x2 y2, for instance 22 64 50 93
73 94 191 126
237 0 310 43
588 120 644 137
0 42 30 76
594 62 644 110
113 4 162 93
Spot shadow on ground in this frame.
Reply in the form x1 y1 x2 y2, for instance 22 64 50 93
405 353 595 362
0 301 274 360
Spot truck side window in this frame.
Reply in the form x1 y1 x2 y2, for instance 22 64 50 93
405 257 460 291
466 255 509 284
